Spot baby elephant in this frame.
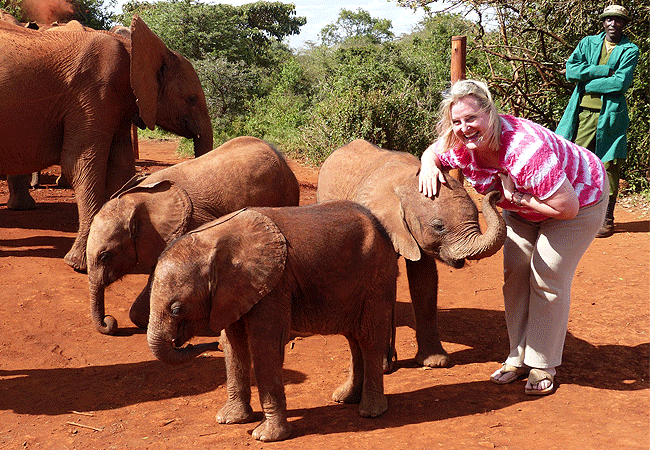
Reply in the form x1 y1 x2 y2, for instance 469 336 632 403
87 136 299 335
147 200 399 442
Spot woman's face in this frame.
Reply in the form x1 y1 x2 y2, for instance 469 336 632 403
451 95 491 153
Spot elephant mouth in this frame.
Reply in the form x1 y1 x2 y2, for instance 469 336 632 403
426 247 466 269
444 258 465 269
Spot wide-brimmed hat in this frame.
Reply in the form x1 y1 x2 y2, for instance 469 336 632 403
599 5 631 22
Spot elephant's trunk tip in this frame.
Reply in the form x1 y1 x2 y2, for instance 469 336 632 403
96 315 118 335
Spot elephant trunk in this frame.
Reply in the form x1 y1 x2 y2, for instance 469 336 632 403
89 279 118 335
147 328 219 364
192 122 213 157
464 191 507 260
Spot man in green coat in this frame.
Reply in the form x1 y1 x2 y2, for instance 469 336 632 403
556 4 639 237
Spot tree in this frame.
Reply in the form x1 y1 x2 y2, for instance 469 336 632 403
319 8 394 46
0 0 115 29
118 0 305 66
395 0 649 191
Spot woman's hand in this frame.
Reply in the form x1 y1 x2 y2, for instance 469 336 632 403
419 144 447 197
498 172 516 203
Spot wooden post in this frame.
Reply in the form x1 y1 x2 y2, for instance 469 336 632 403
451 36 466 84
131 123 139 160
449 36 466 184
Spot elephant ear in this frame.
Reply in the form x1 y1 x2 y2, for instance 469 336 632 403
208 209 287 334
126 180 193 243
355 161 421 261
110 173 150 199
130 15 168 130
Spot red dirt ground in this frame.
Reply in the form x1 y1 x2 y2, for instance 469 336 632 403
1 139 648 449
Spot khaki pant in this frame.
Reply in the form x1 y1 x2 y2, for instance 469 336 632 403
501 185 608 369
575 109 620 201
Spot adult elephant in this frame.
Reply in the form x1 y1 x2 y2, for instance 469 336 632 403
317 139 506 368
87 136 300 335
0 15 213 272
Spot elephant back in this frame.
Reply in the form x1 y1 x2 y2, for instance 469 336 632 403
132 136 299 229
318 139 419 203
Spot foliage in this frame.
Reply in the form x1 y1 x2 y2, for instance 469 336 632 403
241 58 311 150
0 0 115 29
117 0 304 66
194 56 262 131
319 8 394 46
287 13 479 163
396 0 649 192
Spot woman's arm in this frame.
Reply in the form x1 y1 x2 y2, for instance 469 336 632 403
419 143 447 197
499 174 580 220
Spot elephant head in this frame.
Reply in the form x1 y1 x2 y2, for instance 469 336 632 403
87 179 192 335
362 170 505 268
147 209 287 364
318 140 506 267
130 15 213 157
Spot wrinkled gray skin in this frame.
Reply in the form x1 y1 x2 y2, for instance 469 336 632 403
0 15 213 271
147 201 399 442
87 136 299 335
317 139 506 368
5 21 131 213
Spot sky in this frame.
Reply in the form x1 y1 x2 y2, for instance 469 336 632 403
111 0 436 49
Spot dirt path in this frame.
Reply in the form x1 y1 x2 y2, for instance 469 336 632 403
0 139 647 449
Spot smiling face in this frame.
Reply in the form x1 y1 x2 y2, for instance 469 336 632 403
603 16 627 43
450 95 491 154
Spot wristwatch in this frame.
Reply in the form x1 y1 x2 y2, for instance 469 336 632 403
513 191 524 206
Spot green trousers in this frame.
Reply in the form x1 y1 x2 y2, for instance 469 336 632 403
574 109 620 202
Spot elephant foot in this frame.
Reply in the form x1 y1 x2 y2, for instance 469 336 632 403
216 401 254 424
251 418 292 442
415 349 451 368
359 392 388 418
7 174 37 210
332 380 362 404
7 196 36 210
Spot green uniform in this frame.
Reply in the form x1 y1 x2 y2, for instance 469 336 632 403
556 32 639 163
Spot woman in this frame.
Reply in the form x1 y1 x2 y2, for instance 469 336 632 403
419 80 607 395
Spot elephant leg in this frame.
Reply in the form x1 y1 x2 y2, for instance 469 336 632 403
105 124 136 197
406 255 450 367
333 335 364 404
129 273 152 329
358 334 388 418
7 174 36 210
216 324 254 425
60 139 111 273
249 324 291 442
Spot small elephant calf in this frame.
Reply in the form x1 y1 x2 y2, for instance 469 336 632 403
86 136 299 335
147 200 399 442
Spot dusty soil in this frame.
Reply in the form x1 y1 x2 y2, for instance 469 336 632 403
1 139 648 450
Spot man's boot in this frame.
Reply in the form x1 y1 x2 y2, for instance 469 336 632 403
596 201 615 238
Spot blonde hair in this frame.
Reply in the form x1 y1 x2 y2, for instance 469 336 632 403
436 79 501 153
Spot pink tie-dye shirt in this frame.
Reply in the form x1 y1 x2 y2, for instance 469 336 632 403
435 114 606 222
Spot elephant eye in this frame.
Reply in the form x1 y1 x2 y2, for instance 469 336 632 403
99 252 113 264
170 302 184 317
186 94 198 107
430 219 445 234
